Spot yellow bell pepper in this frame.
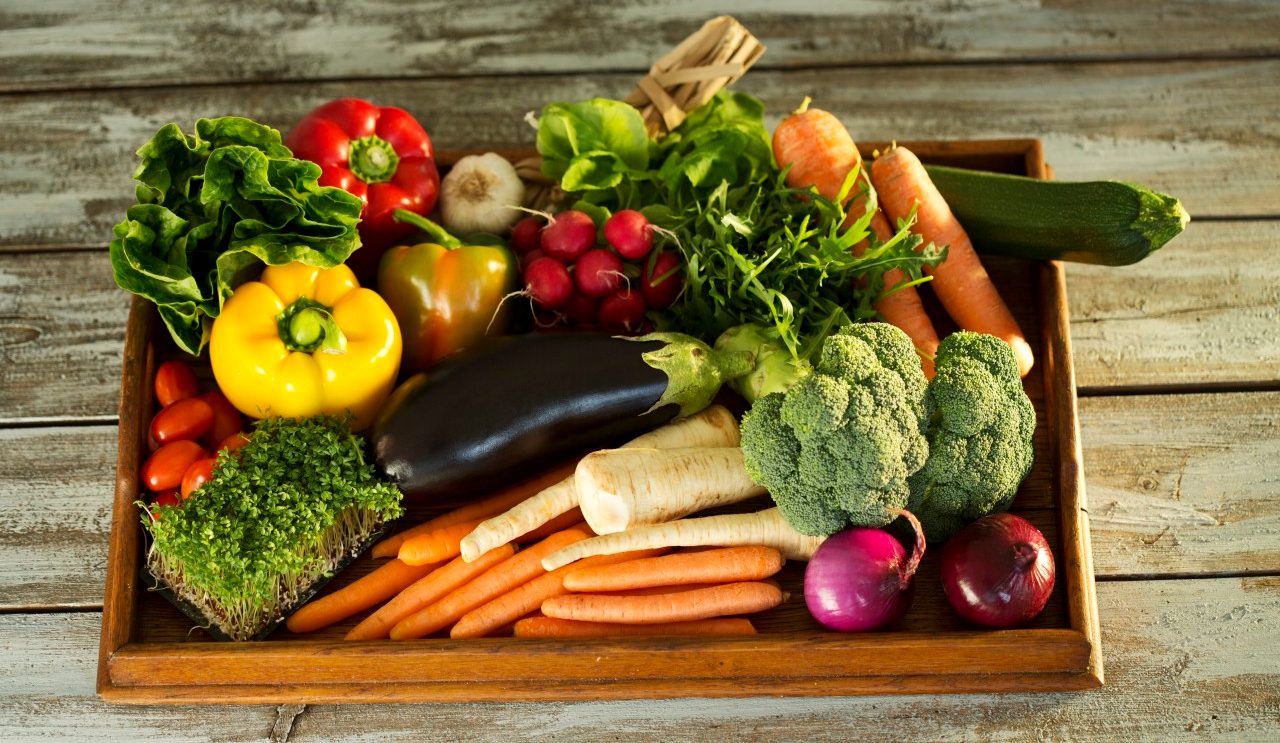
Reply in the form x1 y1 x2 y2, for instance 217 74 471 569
210 261 402 431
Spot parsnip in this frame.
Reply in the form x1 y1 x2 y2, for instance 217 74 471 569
459 405 739 562
576 447 765 534
542 508 826 571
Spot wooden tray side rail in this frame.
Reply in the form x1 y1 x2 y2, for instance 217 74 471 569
98 140 1103 703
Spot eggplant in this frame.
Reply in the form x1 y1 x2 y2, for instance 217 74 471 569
373 332 750 501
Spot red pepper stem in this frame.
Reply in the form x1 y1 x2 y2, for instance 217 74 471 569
885 507 926 590
348 134 400 184
393 208 463 249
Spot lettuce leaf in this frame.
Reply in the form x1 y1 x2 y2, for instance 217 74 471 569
109 117 363 354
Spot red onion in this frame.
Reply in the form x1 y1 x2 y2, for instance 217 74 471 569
804 509 925 632
941 513 1056 628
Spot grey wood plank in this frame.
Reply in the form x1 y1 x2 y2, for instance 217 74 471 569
0 60 1277 252
3 1 1279 93
4 391 1276 609
1068 220 1280 389
2 577 1277 740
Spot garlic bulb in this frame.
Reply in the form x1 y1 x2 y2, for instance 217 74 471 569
439 153 525 235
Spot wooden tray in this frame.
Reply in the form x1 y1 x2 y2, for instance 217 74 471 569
98 140 1103 703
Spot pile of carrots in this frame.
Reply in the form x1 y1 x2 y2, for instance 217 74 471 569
286 473 786 640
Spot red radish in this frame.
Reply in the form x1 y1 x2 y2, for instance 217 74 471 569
510 216 544 256
597 288 648 334
520 248 546 270
641 250 683 309
540 210 596 262
604 210 653 260
574 249 625 298
803 509 924 632
523 257 574 310
941 513 1056 628
561 294 599 326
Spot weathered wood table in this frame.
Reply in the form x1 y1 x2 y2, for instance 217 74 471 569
2 3 1278 739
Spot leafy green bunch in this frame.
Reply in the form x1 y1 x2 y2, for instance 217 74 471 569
110 117 364 354
142 415 402 640
536 92 943 359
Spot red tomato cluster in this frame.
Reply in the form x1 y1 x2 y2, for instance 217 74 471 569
140 360 251 513
511 209 683 334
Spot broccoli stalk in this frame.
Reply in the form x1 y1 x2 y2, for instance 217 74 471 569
906 332 1036 542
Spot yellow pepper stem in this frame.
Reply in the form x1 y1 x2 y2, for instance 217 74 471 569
278 298 347 355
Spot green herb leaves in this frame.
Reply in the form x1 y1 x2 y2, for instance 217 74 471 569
537 99 651 191
142 415 402 639
109 117 364 354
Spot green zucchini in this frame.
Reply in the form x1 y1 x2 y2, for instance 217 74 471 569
923 165 1189 266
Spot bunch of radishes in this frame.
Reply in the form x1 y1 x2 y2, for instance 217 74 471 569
510 209 682 334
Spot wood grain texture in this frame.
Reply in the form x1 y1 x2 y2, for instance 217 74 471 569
1082 391 1280 579
0 251 129 424
1 59 1277 251
3 1 1279 93
1068 220 1280 389
5 577 1278 739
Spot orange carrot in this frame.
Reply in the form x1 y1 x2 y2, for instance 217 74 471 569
541 581 784 624
391 527 591 640
772 99 939 376
345 544 515 641
371 461 578 558
871 146 1034 376
285 558 441 634
562 546 783 593
513 616 757 638
449 548 665 639
397 518 484 566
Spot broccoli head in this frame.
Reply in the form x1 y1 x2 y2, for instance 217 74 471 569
740 323 929 536
907 331 1036 542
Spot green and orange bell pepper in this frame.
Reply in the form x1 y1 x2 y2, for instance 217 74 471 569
378 210 518 374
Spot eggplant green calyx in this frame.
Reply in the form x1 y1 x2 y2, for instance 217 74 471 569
630 332 753 417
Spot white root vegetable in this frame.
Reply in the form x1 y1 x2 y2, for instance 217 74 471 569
460 405 740 562
439 152 525 234
576 447 765 534
541 508 826 571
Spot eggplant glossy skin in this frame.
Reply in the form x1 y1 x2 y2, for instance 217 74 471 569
373 333 678 500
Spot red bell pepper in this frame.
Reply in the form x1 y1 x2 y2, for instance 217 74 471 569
286 98 440 278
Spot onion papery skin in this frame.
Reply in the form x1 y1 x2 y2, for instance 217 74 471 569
804 527 916 632
940 513 1056 628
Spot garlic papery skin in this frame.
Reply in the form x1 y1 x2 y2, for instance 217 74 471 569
439 153 526 235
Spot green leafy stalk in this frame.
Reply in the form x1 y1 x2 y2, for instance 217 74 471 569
140 415 402 640
109 117 364 354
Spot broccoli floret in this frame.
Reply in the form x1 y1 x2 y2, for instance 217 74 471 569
907 331 1036 543
740 323 929 536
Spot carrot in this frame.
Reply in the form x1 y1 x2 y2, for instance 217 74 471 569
514 616 757 638
575 447 765 534
390 527 591 640
871 145 1034 376
541 581 784 624
371 461 577 558
772 98 939 377
285 558 441 634
344 544 515 641
460 405 740 562
562 546 783 593
449 548 665 639
542 507 824 571
397 518 485 566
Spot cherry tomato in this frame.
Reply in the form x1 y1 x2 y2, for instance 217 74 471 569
151 490 181 508
141 440 206 492
149 397 214 445
200 391 244 448
154 360 199 407
180 457 217 499
217 431 251 454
